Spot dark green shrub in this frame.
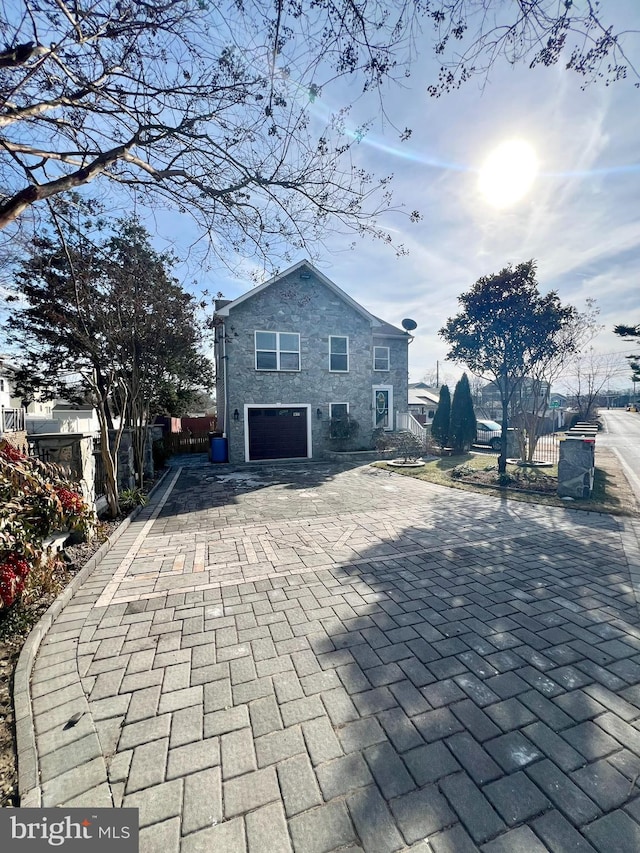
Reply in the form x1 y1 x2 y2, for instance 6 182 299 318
450 373 477 452
118 487 148 513
431 385 451 448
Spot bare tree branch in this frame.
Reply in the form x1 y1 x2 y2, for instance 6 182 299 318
0 1 636 266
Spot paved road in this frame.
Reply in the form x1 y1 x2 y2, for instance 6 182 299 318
599 409 640 501
20 458 640 852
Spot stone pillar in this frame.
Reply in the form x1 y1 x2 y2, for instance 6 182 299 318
558 437 595 499
76 435 96 507
506 428 520 459
109 428 135 491
143 427 155 482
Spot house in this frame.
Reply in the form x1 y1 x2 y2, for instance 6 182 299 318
0 355 26 439
214 260 410 464
478 379 566 433
408 383 440 425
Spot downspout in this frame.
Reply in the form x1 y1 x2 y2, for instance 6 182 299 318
222 321 229 438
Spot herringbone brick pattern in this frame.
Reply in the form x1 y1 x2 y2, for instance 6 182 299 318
29 461 640 852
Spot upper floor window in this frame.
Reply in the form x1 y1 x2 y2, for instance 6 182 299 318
255 331 300 371
373 346 390 371
329 336 349 372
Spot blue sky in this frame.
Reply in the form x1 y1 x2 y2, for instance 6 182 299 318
141 2 640 390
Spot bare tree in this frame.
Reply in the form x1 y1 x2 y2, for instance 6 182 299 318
512 299 601 462
1 1 635 265
1 0 428 257
563 347 625 422
426 0 638 97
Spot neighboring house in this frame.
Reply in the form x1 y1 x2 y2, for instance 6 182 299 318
0 355 102 437
478 379 566 433
0 355 26 437
408 383 440 425
214 260 410 464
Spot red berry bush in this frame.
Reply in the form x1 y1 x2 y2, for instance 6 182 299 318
0 440 95 610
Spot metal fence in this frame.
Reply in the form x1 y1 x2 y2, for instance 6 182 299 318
27 439 51 463
475 430 561 465
93 439 108 499
529 432 561 464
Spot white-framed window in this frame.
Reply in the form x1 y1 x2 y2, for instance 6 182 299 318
329 336 349 372
373 346 390 371
255 331 300 371
329 402 350 439
329 402 349 420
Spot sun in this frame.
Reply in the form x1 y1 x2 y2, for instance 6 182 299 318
478 140 538 208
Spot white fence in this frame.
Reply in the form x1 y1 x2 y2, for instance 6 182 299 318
396 412 428 447
1 406 25 433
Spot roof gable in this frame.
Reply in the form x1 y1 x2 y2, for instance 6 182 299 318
215 260 406 335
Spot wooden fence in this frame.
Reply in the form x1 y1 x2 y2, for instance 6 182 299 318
163 432 211 455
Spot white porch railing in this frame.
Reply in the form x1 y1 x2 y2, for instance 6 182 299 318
396 412 427 447
1 406 26 434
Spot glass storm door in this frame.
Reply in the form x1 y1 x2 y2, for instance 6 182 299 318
373 386 393 430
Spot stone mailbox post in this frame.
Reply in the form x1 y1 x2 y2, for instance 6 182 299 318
557 436 596 499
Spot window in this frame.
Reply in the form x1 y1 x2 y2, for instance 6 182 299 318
329 336 349 372
255 331 300 371
373 346 390 371
329 402 349 420
329 402 351 439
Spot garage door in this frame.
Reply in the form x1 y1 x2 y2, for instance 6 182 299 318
248 407 308 460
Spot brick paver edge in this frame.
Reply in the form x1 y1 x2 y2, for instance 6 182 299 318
14 468 171 807
618 516 640 617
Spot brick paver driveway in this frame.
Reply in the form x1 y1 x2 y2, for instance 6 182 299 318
25 459 640 852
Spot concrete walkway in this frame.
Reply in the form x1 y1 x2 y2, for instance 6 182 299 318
17 458 640 852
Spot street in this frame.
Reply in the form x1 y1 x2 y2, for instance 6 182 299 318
598 409 640 501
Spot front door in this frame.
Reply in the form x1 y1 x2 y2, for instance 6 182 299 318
373 385 393 430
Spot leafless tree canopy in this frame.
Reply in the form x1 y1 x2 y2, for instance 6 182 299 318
0 0 427 260
0 1 635 263
426 0 638 96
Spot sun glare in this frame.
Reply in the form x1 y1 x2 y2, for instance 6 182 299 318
478 140 538 208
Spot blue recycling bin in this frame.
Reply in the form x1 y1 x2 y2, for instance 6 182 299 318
210 435 228 463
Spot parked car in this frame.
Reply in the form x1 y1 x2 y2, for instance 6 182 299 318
475 419 502 450
626 404 639 412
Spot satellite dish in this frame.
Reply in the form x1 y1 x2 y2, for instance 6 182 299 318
402 318 417 331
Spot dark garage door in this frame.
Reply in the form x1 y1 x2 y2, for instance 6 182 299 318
248 407 308 461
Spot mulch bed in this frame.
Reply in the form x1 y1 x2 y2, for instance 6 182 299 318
449 465 557 494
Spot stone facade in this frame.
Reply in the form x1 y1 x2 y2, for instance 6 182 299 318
28 433 96 506
557 437 596 499
109 428 136 491
215 261 410 464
